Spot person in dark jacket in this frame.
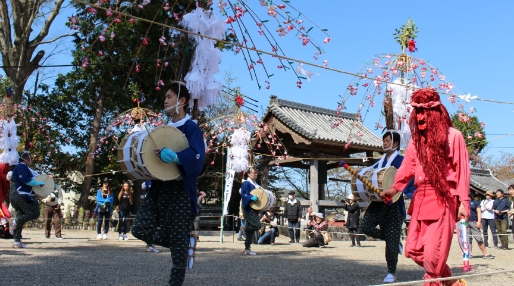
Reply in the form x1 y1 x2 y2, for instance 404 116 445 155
240 167 262 255
342 194 361 247
493 189 511 249
285 191 302 243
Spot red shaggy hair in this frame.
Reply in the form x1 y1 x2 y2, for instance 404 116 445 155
0 163 9 202
408 88 453 201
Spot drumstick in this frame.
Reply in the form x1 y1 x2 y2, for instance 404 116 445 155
143 124 158 148
112 136 120 148
338 160 392 204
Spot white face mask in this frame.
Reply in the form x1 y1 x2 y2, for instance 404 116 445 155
288 195 293 200
164 102 182 115
382 145 393 152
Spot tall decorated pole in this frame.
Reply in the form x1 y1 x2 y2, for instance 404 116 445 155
334 18 476 151
386 18 419 131
220 147 235 243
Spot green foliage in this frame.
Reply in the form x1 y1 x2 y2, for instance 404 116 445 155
48 0 196 152
83 209 91 228
0 75 12 96
65 205 71 226
44 2 238 207
40 1 200 202
0 75 71 174
39 203 45 223
78 206 84 224
451 113 487 163
393 18 419 52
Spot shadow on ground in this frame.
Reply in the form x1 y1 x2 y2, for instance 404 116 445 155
1 229 513 286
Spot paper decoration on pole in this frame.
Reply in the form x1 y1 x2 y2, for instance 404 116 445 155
229 127 250 172
0 119 20 165
223 147 235 216
296 63 318 82
387 78 416 147
181 7 225 110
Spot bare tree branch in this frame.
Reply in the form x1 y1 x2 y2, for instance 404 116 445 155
37 32 76 45
0 0 69 102
31 0 65 46
276 167 310 199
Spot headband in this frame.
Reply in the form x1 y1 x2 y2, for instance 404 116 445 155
171 81 187 87
410 101 441 109
383 129 399 136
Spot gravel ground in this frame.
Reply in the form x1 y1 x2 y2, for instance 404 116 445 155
1 229 513 286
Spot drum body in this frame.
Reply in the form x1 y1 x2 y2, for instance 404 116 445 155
32 174 55 198
249 188 276 211
117 131 151 180
351 166 400 202
117 126 189 181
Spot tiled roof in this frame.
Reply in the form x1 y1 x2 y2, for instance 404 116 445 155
470 169 508 194
504 178 514 187
265 96 382 148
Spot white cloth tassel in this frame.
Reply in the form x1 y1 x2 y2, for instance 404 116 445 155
229 128 251 172
180 8 223 110
388 78 417 148
0 118 20 165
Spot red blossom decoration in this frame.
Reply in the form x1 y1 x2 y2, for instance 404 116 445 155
408 39 417 53
235 95 244 107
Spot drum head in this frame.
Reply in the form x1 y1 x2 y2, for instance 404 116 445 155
117 136 130 173
391 191 402 203
265 190 276 210
381 166 398 192
33 174 54 197
140 126 189 181
249 188 269 210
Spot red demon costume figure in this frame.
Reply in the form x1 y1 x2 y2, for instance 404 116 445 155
383 88 470 286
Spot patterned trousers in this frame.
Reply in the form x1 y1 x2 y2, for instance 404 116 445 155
9 189 40 242
131 181 191 286
360 201 403 274
243 209 261 250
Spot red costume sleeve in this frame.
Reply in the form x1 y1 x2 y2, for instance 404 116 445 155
448 128 471 215
392 140 416 192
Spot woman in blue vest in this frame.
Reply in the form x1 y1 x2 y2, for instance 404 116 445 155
95 178 114 240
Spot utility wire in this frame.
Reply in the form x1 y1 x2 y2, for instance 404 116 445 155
71 0 514 105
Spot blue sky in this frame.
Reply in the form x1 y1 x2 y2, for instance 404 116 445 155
216 0 514 160
14 0 514 159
